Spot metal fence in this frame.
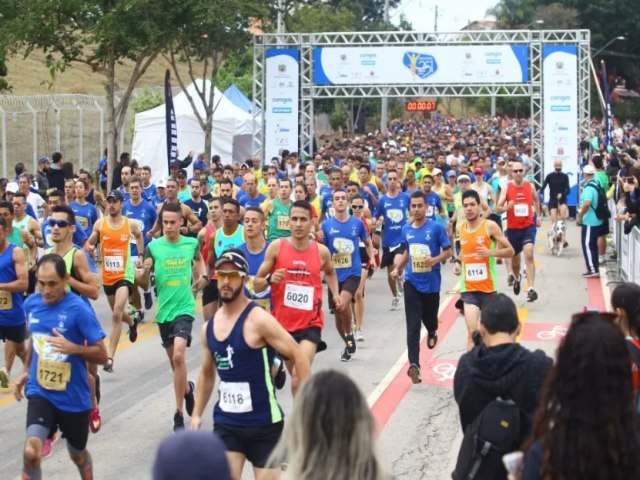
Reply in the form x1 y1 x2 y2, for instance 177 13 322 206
613 219 640 284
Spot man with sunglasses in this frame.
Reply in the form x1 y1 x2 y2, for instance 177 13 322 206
321 190 375 362
497 161 542 303
191 248 310 479
142 202 209 431
41 191 87 249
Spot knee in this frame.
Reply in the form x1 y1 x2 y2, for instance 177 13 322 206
23 439 41 468
354 290 363 302
172 349 185 367
112 306 124 321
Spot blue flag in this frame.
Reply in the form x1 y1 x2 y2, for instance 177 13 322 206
164 69 178 175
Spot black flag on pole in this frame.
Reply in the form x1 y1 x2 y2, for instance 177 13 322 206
165 69 178 174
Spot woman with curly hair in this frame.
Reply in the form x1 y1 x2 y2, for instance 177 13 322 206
521 312 640 480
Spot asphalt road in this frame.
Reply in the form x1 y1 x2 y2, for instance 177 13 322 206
0 220 610 479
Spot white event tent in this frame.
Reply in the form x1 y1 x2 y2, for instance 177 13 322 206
132 79 258 184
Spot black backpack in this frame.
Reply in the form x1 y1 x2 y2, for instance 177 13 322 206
587 180 611 222
452 373 529 480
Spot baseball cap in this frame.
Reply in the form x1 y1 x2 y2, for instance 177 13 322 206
106 190 124 201
446 170 457 178
240 163 249 169
153 430 230 480
583 165 595 175
432 168 442 176
474 167 483 175
413 157 423 166
177 169 188 178
457 174 471 183
38 156 50 165
6 182 18 193
157 178 167 189
213 248 249 274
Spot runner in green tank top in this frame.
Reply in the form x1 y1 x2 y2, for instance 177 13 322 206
142 202 210 431
264 179 293 241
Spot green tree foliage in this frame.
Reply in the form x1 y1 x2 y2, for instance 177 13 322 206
286 4 358 32
0 52 8 92
281 0 401 27
216 49 254 98
0 0 187 186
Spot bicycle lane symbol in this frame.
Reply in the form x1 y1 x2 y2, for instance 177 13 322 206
520 323 568 343
422 359 458 388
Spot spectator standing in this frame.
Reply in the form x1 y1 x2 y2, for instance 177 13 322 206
46 151 66 191
576 165 604 277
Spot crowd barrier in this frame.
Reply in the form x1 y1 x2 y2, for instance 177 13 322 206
613 218 640 284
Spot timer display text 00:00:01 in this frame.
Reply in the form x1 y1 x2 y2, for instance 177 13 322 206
405 101 438 112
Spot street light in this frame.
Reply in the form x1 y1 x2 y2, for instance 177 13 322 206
525 19 544 29
593 36 625 57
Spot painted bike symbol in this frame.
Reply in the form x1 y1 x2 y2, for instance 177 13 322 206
536 325 567 340
432 362 457 382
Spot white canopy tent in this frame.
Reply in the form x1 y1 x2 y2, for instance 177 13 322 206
132 79 258 184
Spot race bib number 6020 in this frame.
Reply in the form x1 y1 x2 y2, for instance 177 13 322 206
284 283 314 311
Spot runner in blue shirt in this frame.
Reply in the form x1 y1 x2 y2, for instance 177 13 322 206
422 175 445 221
183 178 208 237
320 168 345 220
321 190 375 362
238 207 272 312
373 168 410 311
69 179 98 237
238 175 266 208
15 254 107 480
391 191 452 383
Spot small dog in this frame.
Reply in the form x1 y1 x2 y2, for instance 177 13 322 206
548 220 567 256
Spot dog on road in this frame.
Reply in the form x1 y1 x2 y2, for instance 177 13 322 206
548 220 567 256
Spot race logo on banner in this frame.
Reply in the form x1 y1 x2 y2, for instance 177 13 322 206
403 52 438 80
164 69 178 174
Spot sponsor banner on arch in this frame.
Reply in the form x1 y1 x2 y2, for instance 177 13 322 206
313 45 529 85
264 48 299 159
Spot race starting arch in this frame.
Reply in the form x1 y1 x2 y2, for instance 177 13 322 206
253 29 590 190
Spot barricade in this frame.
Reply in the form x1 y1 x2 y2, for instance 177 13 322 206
614 220 639 284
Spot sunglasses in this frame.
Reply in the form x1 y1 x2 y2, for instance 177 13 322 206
50 219 70 228
351 205 364 210
512 169 524 173
217 270 247 281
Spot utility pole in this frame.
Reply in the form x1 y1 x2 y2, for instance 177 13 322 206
380 0 390 133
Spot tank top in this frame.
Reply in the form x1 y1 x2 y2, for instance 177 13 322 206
201 223 216 266
7 226 24 247
472 182 491 204
267 199 291 241
207 302 283 427
505 181 534 230
214 225 245 258
459 219 497 294
309 195 321 218
14 216 30 234
271 239 324 332
99 217 134 286
0 244 25 325
86 188 96 206
433 183 449 211
44 247 82 296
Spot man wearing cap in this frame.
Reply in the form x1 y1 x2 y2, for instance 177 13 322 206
576 165 604 277
176 169 191 201
191 248 310 478
85 189 144 372
154 179 168 205
142 201 208 431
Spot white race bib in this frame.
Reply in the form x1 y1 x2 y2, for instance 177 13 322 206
465 263 488 282
284 283 314 311
218 381 253 413
514 204 529 217
104 255 124 272
427 205 435 218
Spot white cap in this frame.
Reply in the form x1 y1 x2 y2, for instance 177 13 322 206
432 168 442 176
157 178 167 188
583 165 595 175
6 182 18 194
457 174 471 183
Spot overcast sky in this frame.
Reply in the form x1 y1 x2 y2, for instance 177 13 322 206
392 0 498 32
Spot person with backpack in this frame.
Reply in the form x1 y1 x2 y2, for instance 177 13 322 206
452 294 552 480
577 165 607 277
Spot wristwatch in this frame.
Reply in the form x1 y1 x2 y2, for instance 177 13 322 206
265 273 272 285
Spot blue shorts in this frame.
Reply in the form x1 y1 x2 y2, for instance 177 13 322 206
506 225 536 256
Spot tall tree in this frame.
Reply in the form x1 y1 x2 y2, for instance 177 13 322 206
0 52 8 92
0 0 185 187
165 0 268 159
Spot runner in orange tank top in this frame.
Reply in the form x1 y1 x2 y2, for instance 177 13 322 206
198 197 223 323
455 190 514 351
256 200 340 396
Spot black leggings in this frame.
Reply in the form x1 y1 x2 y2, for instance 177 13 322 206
403 281 439 366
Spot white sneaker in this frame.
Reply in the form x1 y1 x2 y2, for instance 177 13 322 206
391 297 400 311
354 329 364 342
598 255 606 264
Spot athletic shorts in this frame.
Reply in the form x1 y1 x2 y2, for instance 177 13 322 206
460 291 496 309
506 226 536 256
26 395 90 452
27 270 36 295
202 280 219 307
359 246 370 266
381 245 406 269
0 323 26 343
214 421 284 468
328 275 360 310
289 327 327 353
158 315 194 349
487 213 503 231
103 279 133 297
548 197 566 210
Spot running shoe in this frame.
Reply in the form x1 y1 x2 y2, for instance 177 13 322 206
527 288 538 303
513 275 521 296
508 273 515 287
345 333 356 354
397 278 404 298
103 358 114 373
173 411 185 432
581 271 600 278
41 432 59 459
128 321 138 343
184 381 195 417
391 297 400 311
0 367 8 388
274 358 286 390
598 255 606 265
407 364 421 384
95 374 101 404
340 348 351 362
144 291 153 310
137 310 145 324
90 408 102 433
354 329 364 342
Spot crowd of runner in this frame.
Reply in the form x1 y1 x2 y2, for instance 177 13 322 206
1 114 640 479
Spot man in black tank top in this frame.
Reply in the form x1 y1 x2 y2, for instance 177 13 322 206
190 249 310 479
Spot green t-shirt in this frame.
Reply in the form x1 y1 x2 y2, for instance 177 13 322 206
267 199 292 241
595 170 609 193
147 235 199 323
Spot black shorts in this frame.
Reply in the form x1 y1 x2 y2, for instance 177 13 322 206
290 326 327 353
202 280 219 306
214 421 284 468
381 245 406 269
506 226 536 256
158 315 194 349
0 323 26 343
487 213 503 231
328 275 360 310
359 247 370 266
103 279 133 297
27 270 36 295
460 291 496 309
548 197 566 210
26 395 90 452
